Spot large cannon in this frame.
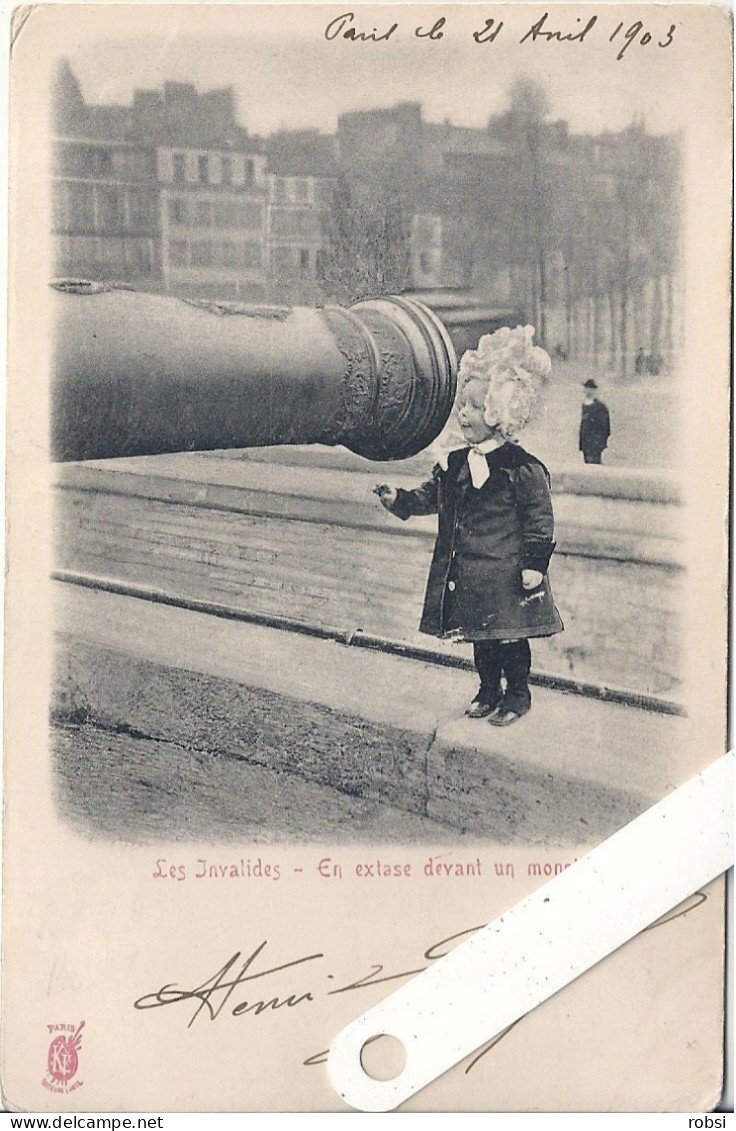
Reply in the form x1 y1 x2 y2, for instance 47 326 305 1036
51 282 457 463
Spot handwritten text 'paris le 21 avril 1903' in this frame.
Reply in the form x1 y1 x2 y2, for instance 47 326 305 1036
323 10 676 63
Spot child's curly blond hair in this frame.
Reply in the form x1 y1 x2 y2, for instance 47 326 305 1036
454 325 552 442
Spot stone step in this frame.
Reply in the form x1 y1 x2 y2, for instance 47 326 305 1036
54 450 684 701
57 449 683 561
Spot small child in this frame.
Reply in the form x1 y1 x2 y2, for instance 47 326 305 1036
376 325 563 726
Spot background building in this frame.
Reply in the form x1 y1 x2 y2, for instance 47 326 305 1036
53 63 163 288
52 63 681 369
264 131 337 303
157 146 268 302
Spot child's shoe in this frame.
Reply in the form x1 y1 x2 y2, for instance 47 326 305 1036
465 691 500 719
488 702 530 726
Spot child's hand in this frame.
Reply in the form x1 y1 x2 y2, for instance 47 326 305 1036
521 569 543 590
373 484 397 510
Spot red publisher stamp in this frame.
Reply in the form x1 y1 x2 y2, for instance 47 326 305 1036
42 1021 85 1094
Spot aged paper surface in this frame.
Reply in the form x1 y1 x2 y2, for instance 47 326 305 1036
3 2 732 1112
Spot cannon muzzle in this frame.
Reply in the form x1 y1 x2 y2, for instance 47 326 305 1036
51 282 457 463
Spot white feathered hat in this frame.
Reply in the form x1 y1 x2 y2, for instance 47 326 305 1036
450 325 552 443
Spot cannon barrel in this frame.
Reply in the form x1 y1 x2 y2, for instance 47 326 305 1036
51 282 457 463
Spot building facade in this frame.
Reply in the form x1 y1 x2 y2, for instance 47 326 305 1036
157 146 268 301
52 64 680 366
53 137 162 288
267 173 333 303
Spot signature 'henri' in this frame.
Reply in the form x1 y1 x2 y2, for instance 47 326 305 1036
133 894 706 1034
133 926 483 1029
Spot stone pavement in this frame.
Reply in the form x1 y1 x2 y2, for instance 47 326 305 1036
53 582 696 846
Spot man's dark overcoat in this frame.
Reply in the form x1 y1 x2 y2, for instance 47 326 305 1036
579 399 611 458
390 443 564 642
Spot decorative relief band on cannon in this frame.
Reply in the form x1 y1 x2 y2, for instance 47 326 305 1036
50 282 457 463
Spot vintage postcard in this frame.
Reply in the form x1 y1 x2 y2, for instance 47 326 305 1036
3 2 732 1112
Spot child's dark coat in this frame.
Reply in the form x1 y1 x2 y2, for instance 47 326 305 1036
390 442 564 642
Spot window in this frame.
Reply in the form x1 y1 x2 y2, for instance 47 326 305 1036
74 236 99 270
236 201 263 229
271 209 318 238
198 155 209 183
57 144 114 179
125 239 153 274
293 178 310 203
271 209 295 236
242 242 261 268
127 190 157 231
83 147 113 178
172 153 187 184
91 236 125 271
272 246 293 274
65 184 96 233
168 198 187 225
274 179 289 204
195 200 213 228
221 240 239 268
169 240 189 267
299 248 310 272
96 187 126 232
214 201 239 229
112 150 150 180
93 147 114 177
221 156 232 185
299 211 320 238
191 240 214 267
314 180 333 207
244 158 254 183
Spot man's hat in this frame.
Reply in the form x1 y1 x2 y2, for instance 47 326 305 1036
583 379 598 389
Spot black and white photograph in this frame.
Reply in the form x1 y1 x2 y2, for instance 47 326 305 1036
3 2 731 1113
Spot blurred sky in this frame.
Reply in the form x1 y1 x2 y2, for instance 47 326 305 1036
56 4 694 137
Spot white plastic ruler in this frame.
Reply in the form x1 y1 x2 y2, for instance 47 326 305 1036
328 752 733 1112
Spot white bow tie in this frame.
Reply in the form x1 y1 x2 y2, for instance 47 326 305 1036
436 439 504 488
467 447 491 489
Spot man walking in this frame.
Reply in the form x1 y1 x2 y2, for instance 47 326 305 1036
579 379 611 465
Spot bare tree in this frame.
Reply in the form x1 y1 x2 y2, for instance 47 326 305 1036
318 175 410 304
498 79 553 346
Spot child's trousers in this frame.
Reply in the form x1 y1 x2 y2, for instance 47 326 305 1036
472 639 532 716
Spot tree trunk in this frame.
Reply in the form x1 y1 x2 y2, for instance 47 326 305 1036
633 283 645 357
529 265 540 338
650 275 663 355
664 274 675 361
538 250 548 347
564 256 573 358
620 286 629 378
609 290 618 366
592 267 601 365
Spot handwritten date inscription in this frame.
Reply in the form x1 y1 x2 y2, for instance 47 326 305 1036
323 10 677 61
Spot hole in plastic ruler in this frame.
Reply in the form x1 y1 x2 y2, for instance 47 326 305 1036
359 1034 407 1081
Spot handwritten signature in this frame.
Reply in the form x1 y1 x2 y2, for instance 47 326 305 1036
134 891 707 1073
133 923 481 1027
